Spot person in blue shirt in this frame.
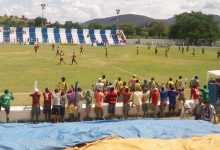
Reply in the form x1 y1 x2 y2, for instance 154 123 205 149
168 86 178 116
160 87 168 117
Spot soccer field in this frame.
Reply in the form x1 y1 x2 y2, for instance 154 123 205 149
0 44 219 105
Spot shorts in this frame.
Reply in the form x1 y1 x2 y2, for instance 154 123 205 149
195 114 201 120
142 103 148 112
60 106 65 117
108 104 116 114
52 105 60 115
86 105 92 114
77 102 83 113
95 107 103 114
5 108 10 114
31 106 40 116
160 101 167 111
43 105 51 114
60 58 64 61
169 104 176 112
123 104 130 112
68 104 76 114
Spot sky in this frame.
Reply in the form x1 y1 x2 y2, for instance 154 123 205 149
0 0 220 23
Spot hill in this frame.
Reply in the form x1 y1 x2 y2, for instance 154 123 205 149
83 14 220 26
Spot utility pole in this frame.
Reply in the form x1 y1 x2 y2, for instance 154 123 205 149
41 3 46 27
116 9 120 30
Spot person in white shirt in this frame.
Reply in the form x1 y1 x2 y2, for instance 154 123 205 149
130 88 142 117
52 89 61 122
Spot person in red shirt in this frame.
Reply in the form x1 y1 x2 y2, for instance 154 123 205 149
151 88 160 118
106 87 117 119
43 88 52 122
122 87 131 118
71 52 78 65
29 89 41 123
191 85 200 112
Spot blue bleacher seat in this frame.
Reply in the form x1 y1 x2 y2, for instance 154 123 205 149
42 27 48 43
54 28 60 43
100 29 108 44
89 29 96 44
16 27 23 43
29 27 36 44
111 29 119 44
65 28 73 43
3 26 10 43
77 29 85 44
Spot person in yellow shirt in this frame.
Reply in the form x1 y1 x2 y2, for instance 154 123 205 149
57 77 67 93
59 50 66 64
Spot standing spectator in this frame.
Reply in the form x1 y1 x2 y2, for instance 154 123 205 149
142 88 150 118
160 87 168 118
94 88 105 120
106 87 117 119
177 88 186 115
190 76 200 99
166 77 174 90
168 87 178 116
199 85 209 102
60 91 67 122
52 89 61 123
85 90 93 120
130 88 142 118
141 79 150 91
95 78 104 92
175 76 185 92
0 89 14 123
191 85 200 111
128 75 137 89
151 88 160 118
29 89 41 123
122 87 131 119
67 88 76 121
43 88 52 122
57 77 67 93
76 87 84 121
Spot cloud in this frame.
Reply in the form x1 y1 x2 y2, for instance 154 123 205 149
0 0 219 23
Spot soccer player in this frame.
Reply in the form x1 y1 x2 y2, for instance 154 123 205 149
59 50 66 64
51 42 55 51
155 45 158 54
192 47 195 56
181 46 184 54
0 89 14 123
217 50 220 59
56 46 60 56
105 46 108 58
202 46 205 54
137 46 139 55
71 52 78 65
34 44 38 53
80 45 83 55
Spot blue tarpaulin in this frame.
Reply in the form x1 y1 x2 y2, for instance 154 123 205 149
0 119 220 150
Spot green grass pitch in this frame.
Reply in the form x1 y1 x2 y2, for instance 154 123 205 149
0 44 219 105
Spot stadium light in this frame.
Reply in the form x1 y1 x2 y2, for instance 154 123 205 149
41 3 46 27
116 9 120 30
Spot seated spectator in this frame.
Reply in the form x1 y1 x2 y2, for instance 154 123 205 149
202 101 215 122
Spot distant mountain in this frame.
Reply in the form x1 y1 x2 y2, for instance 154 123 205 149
83 14 220 26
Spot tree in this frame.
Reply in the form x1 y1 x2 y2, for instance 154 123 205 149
169 11 220 44
148 21 168 38
34 17 47 27
135 25 149 37
88 22 103 29
120 24 135 38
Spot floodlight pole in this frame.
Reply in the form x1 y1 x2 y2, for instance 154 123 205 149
41 3 46 27
116 9 120 30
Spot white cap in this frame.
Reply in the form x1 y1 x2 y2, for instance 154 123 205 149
35 89 39 92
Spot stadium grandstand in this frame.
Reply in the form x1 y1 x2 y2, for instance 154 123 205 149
0 27 126 45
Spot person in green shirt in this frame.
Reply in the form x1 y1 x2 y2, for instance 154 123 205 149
199 85 209 102
0 89 14 123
